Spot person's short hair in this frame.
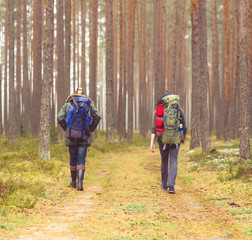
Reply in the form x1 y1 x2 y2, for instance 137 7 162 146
75 87 84 94
163 90 171 94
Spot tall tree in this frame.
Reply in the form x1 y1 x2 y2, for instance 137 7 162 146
81 0 86 92
73 0 76 90
153 0 161 103
56 0 65 138
8 0 15 142
172 0 178 93
127 0 136 141
199 0 211 152
239 0 250 159
211 0 220 138
16 0 21 136
179 0 187 109
39 0 54 160
113 0 118 131
224 0 231 141
4 0 9 133
0 66 2 136
248 0 252 135
65 0 71 96
32 0 43 135
190 0 201 149
117 0 127 140
230 0 239 139
137 0 147 137
22 0 30 131
106 0 114 142
89 0 99 104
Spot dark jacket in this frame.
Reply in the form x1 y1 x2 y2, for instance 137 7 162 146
151 92 187 135
57 94 101 146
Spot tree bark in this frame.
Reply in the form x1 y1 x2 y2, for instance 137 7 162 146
224 0 231 141
248 0 252 135
4 0 9 134
39 0 54 160
0 67 2 135
172 0 178 93
210 0 219 137
199 0 211 152
81 0 86 92
127 0 136 142
118 0 127 140
32 0 43 136
16 0 21 137
89 0 99 105
8 0 15 142
22 0 30 132
56 0 65 138
106 0 114 142
73 0 76 90
65 0 71 96
190 0 201 149
239 0 250 159
113 0 118 132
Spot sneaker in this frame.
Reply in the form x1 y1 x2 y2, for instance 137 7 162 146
168 186 175 194
161 184 168 191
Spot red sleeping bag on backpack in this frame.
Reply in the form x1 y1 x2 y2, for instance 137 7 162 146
156 104 165 136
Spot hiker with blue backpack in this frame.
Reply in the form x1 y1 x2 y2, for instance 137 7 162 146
150 91 187 194
57 87 101 191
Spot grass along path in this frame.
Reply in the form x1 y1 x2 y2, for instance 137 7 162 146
6 143 251 239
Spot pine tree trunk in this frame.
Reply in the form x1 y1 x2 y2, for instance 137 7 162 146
153 0 159 103
89 0 99 105
106 0 115 143
4 0 9 134
32 0 42 136
239 0 250 159
127 0 136 142
211 0 220 138
73 0 76 90
118 0 126 140
230 0 239 139
16 0 21 137
22 0 30 133
199 0 211 152
65 0 71 96
172 0 178 93
8 0 15 142
56 0 65 139
0 67 2 136
248 0 252 135
39 0 54 160
224 0 231 141
180 0 187 110
113 0 118 131
190 0 201 149
81 0 86 92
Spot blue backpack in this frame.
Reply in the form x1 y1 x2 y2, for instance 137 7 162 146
66 97 92 141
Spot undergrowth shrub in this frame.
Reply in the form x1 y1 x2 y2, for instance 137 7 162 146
188 140 252 181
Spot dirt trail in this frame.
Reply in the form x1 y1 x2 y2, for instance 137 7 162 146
16 186 102 240
8 147 250 239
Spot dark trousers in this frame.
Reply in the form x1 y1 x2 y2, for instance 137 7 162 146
158 139 180 188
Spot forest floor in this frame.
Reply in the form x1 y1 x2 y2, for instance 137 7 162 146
0 136 251 240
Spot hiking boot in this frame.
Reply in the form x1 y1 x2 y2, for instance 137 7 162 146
70 167 77 188
169 186 175 194
161 184 168 191
77 167 85 191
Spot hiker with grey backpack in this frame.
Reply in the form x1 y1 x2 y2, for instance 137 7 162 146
57 87 101 191
150 91 187 194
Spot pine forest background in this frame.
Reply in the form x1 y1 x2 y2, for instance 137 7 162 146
0 0 251 159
